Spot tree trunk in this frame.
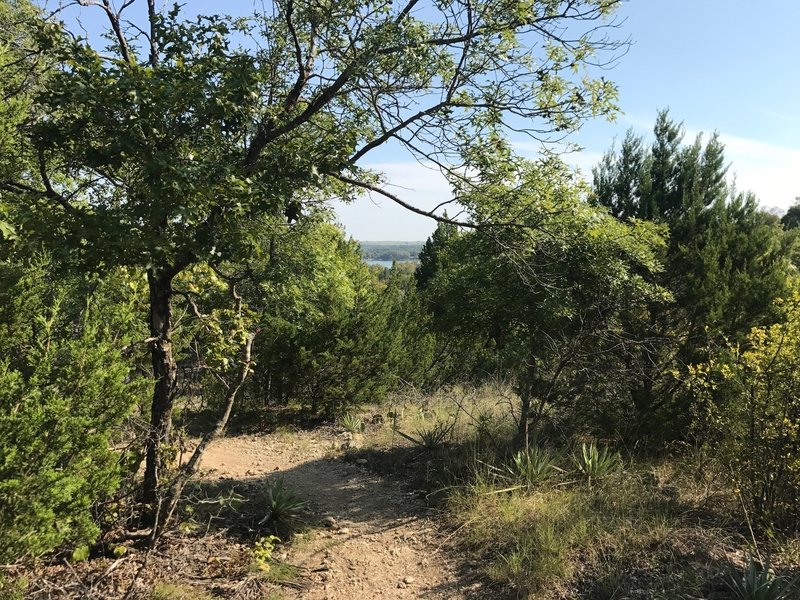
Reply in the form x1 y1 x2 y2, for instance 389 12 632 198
155 332 256 538
143 268 178 505
515 355 538 449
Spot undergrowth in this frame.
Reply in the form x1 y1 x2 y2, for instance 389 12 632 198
362 386 800 599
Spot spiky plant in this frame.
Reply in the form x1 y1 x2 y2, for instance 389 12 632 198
726 553 799 600
572 442 621 486
397 421 454 451
339 413 365 433
257 476 306 531
506 447 563 489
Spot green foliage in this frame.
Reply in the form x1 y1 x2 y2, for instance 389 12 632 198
451 463 682 598
0 0 629 518
726 554 799 600
257 477 306 531
592 111 793 438
572 442 621 486
149 583 214 600
247 221 432 416
252 535 282 572
0 256 144 563
690 283 800 530
505 447 562 489
339 414 365 433
419 157 666 440
0 575 26 600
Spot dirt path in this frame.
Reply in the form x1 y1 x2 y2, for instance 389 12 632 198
200 431 480 599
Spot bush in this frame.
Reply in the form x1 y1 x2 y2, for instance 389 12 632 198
505 447 562 489
0 257 143 562
572 442 621 486
726 554 799 600
690 285 800 530
257 477 306 532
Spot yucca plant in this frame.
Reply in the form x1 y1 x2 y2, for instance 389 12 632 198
505 447 563 489
572 442 621 486
339 413 365 433
726 553 799 600
397 421 454 451
257 476 306 531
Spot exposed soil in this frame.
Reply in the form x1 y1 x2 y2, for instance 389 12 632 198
201 430 482 599
16 428 483 599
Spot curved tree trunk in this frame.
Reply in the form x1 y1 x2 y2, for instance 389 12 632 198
143 268 178 505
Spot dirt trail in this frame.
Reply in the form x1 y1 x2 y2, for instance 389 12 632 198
200 431 480 599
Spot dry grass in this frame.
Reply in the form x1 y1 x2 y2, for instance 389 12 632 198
355 385 795 599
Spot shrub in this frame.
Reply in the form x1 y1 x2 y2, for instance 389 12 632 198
339 413 365 433
726 554 799 600
690 285 800 530
397 420 454 451
257 477 306 531
505 447 562 489
0 258 143 563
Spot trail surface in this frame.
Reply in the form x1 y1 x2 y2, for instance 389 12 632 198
201 430 480 599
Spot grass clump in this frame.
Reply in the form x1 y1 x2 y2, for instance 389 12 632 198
150 583 213 600
449 465 689 598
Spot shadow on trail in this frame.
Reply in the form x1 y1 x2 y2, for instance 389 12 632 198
181 443 492 599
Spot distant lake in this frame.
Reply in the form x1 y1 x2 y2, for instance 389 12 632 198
365 259 418 269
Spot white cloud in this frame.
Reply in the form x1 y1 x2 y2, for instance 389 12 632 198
331 162 452 241
685 130 800 212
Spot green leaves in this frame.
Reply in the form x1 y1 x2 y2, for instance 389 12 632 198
0 256 146 562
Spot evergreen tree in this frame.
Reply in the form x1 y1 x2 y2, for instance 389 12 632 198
592 111 792 436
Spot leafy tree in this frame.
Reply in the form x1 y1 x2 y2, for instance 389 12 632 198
243 220 431 416
0 0 627 511
421 158 665 445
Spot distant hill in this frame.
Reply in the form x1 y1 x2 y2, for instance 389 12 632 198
359 241 424 262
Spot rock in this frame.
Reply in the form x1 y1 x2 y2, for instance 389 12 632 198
338 527 351 535
403 576 416 585
397 582 407 589
355 458 368 466
323 516 337 529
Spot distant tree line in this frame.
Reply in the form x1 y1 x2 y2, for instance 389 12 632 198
359 242 424 262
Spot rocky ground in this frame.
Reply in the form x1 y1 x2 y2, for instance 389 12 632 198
15 427 485 599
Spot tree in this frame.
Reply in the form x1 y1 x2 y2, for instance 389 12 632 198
1 0 627 516
242 218 427 416
781 198 800 230
591 112 792 436
420 158 665 446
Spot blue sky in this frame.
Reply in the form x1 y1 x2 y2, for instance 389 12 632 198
342 0 800 240
48 1 800 241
